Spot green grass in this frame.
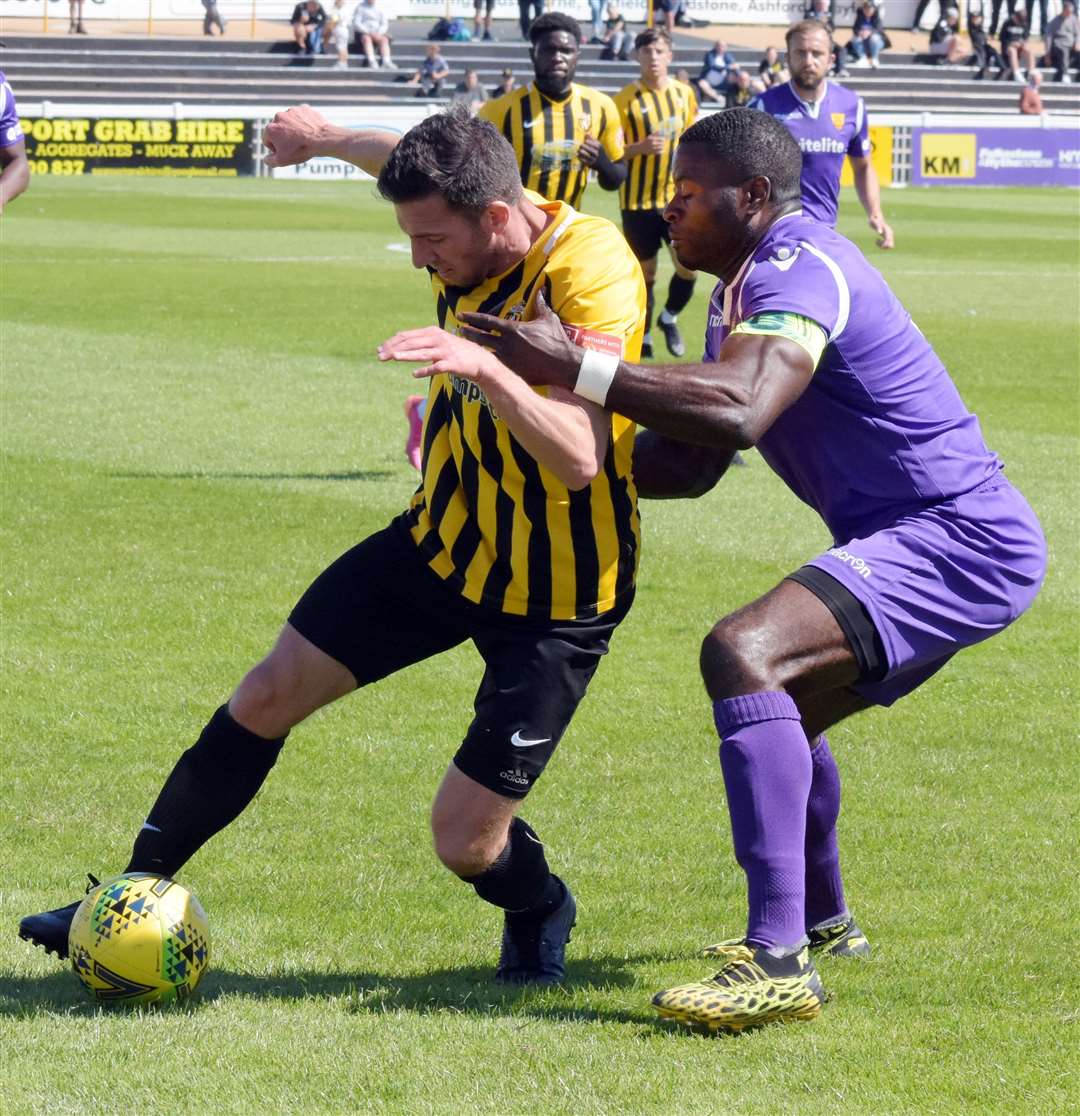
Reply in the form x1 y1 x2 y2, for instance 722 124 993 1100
1 178 1077 1115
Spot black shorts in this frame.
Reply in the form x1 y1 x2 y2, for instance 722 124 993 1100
289 518 633 799
786 565 888 683
621 207 672 263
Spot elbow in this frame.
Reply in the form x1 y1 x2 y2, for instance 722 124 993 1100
558 447 605 491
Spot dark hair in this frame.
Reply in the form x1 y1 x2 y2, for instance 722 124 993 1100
634 26 671 51
785 17 833 45
377 106 523 212
528 11 582 45
678 108 803 207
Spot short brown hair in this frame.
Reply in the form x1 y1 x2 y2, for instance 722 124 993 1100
785 18 833 46
634 26 671 52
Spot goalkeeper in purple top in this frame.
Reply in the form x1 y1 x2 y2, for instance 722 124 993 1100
751 21 894 249
0 71 30 212
445 108 1045 1032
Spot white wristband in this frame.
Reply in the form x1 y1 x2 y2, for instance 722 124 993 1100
573 349 619 407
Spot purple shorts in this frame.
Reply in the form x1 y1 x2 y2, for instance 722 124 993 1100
807 476 1046 707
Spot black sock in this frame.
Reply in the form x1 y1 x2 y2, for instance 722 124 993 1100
462 817 563 917
125 705 285 878
644 281 655 336
665 273 696 317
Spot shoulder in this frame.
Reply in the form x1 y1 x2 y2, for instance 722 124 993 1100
547 211 640 283
613 82 638 107
752 84 789 113
576 84 619 113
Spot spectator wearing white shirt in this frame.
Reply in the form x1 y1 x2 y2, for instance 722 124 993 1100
351 0 396 69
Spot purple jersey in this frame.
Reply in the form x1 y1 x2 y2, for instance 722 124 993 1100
704 212 1002 545
0 71 22 149
749 81 870 227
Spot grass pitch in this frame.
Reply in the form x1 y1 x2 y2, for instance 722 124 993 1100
1 178 1077 1115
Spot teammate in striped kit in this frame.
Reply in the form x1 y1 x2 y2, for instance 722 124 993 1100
613 28 699 359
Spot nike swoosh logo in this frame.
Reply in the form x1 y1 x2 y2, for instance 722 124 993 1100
140 822 162 833
510 731 551 748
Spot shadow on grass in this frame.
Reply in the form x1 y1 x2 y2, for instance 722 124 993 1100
111 470 395 482
0 954 712 1035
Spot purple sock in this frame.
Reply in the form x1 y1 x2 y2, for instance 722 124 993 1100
714 692 811 951
804 735 849 930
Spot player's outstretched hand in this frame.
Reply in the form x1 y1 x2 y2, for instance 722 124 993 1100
378 326 501 385
263 104 339 168
459 289 580 390
871 214 895 250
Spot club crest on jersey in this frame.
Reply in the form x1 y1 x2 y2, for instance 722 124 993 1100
579 112 591 131
830 112 846 130
506 300 527 320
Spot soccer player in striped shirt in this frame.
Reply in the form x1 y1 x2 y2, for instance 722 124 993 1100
614 28 698 359
20 107 646 988
479 12 627 211
0 72 29 213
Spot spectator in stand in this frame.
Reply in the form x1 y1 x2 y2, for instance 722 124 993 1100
804 0 850 75
69 0 87 34
202 0 227 36
697 39 737 103
989 0 1018 36
325 0 349 67
352 0 396 69
292 0 327 55
1045 0 1079 83
849 0 887 68
474 0 497 42
1000 8 1036 81
491 67 517 97
600 2 630 61
518 0 544 40
676 65 698 104
405 43 451 96
656 0 679 35
727 67 755 105
910 0 944 31
1019 67 1045 109
968 11 1003 78
1023 0 1048 37
758 45 788 86
929 8 968 63
586 0 606 43
451 69 489 110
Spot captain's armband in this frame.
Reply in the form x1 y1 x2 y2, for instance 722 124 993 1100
731 312 829 369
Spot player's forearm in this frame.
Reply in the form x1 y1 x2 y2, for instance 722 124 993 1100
853 162 884 225
0 156 30 210
325 129 399 174
593 149 628 191
480 370 609 490
632 429 736 499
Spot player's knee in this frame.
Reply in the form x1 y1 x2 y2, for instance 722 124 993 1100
230 656 303 738
699 620 775 699
431 817 502 877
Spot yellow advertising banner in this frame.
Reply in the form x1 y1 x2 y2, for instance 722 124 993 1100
840 125 894 187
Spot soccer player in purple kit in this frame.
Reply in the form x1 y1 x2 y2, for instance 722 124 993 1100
751 21 894 249
429 108 1045 1031
0 72 30 213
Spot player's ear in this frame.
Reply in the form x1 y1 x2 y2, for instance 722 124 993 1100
485 200 512 235
744 174 771 214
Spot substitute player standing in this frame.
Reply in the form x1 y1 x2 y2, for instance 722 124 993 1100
436 108 1045 1031
614 28 698 359
751 20 894 249
20 107 646 987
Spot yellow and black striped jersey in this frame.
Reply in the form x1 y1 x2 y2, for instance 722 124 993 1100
406 193 646 621
613 79 697 211
479 82 625 209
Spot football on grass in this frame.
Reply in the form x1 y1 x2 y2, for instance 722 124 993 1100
69 873 211 1006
